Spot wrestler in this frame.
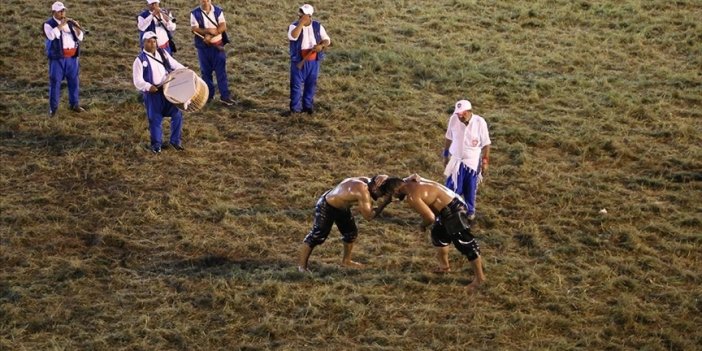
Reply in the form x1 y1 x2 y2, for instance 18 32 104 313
297 175 388 272
378 174 486 292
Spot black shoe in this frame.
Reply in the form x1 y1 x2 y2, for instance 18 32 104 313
48 109 57 118
172 144 185 151
151 146 161 154
302 108 314 115
220 97 235 106
70 105 85 113
281 110 302 117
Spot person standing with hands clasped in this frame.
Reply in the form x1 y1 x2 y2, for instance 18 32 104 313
132 32 186 154
190 0 234 106
137 0 177 55
442 100 491 220
286 4 331 115
43 1 85 118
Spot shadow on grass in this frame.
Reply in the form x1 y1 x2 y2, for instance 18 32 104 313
0 128 119 154
151 254 309 282
166 254 288 272
154 254 370 281
150 253 472 287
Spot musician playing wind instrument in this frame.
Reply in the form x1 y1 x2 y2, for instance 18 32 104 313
137 0 177 55
286 4 330 116
43 1 85 118
132 32 186 154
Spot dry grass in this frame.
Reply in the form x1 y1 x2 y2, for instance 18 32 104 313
1 0 701 350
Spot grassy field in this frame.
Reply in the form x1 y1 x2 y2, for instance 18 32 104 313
1 0 701 349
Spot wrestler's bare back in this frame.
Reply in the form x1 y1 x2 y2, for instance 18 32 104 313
325 177 372 209
403 180 457 213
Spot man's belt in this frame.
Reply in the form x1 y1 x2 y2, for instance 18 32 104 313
62 48 77 58
300 49 317 62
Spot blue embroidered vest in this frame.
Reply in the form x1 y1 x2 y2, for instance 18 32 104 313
138 49 173 87
137 10 176 50
44 18 80 60
289 21 325 62
191 6 230 49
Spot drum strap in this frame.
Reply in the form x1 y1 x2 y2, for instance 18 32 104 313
145 49 173 73
202 10 219 27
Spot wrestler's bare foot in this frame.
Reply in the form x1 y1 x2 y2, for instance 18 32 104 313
466 279 484 293
432 266 452 274
297 266 311 273
341 260 364 269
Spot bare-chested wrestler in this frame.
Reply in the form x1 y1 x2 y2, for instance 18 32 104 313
297 175 388 272
377 174 486 292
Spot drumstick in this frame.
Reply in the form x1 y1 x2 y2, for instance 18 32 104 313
156 76 175 88
192 31 206 40
192 30 225 52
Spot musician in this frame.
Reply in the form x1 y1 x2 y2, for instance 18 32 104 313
190 0 234 106
132 32 186 154
137 0 177 54
43 1 85 118
286 4 331 116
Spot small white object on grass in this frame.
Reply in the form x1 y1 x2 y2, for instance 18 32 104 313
599 208 608 214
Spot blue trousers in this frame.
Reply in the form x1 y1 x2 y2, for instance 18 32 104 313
289 60 319 112
48 57 80 113
445 163 480 215
143 91 183 148
196 46 230 101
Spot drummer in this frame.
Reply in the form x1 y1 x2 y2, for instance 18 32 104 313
132 31 186 154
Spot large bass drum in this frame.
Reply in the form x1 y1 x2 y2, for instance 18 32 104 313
162 68 209 112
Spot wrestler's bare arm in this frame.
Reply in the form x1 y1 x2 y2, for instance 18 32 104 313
406 195 435 229
353 182 375 220
372 194 393 217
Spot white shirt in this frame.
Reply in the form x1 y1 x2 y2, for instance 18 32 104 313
288 22 331 50
190 7 225 43
43 17 84 49
132 50 185 92
445 113 491 172
137 11 176 47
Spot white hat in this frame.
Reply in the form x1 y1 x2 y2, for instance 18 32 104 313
147 0 160 4
453 100 472 114
299 4 314 15
142 31 158 40
51 1 66 12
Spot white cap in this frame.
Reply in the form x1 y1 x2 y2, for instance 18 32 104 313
299 4 314 15
142 31 158 40
52 1 66 12
147 0 160 4
453 100 472 114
